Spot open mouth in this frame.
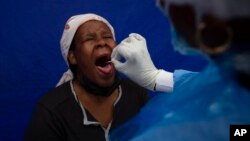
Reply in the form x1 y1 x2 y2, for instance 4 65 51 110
95 55 111 67
95 54 113 76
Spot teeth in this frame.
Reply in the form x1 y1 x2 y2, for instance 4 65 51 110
106 61 112 64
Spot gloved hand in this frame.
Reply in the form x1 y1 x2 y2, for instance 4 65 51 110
111 33 160 91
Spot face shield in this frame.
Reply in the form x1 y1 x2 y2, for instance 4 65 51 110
157 0 250 88
156 0 250 55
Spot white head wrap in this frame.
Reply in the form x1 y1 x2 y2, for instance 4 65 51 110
56 13 115 86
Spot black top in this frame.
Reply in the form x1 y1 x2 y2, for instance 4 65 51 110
25 79 149 141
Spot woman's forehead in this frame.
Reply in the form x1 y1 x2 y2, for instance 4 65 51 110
80 20 111 30
76 20 112 35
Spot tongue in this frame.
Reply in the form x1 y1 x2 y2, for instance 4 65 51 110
97 63 113 75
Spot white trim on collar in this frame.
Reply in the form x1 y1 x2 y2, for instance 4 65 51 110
70 80 122 126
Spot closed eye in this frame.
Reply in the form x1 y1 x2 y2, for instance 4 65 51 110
103 34 113 39
82 34 96 42
84 37 94 41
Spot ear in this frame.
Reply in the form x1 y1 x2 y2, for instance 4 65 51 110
68 50 77 65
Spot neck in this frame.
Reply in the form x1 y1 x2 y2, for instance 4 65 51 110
72 80 119 103
72 80 119 128
76 73 121 97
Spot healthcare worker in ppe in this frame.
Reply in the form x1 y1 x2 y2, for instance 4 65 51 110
110 0 250 140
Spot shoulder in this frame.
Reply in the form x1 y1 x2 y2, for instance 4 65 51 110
114 79 149 121
120 78 149 100
120 78 146 92
38 81 73 110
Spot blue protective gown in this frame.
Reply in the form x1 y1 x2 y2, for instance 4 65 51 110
110 63 250 141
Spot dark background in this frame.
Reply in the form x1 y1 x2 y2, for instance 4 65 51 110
0 0 207 140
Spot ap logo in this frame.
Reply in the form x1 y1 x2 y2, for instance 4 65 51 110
234 129 247 136
230 125 249 141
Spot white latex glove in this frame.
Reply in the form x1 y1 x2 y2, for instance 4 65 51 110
111 33 161 91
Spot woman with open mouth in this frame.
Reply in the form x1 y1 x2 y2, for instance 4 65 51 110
25 13 150 141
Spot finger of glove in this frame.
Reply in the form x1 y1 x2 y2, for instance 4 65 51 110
127 33 147 53
129 33 145 41
120 36 132 44
111 44 133 61
119 33 141 46
129 33 150 55
111 48 127 71
111 58 127 72
111 47 121 61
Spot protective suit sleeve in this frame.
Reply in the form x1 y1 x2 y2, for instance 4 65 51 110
173 69 199 90
155 69 198 92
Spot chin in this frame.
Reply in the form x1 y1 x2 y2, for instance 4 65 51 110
98 78 115 87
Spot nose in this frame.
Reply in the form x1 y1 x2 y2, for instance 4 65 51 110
95 37 107 48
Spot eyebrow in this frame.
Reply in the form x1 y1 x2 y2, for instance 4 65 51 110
78 33 95 40
83 32 95 37
78 28 113 40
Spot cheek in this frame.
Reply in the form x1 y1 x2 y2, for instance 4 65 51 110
78 43 93 54
109 41 116 50
77 53 93 76
75 45 93 63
